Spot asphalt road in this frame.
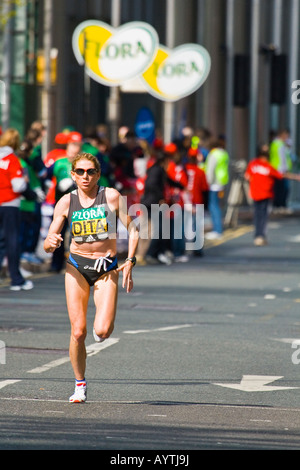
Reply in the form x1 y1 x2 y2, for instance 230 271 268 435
1 214 300 451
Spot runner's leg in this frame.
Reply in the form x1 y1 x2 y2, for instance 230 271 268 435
65 263 90 380
93 270 119 341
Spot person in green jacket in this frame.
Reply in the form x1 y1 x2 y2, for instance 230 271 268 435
204 137 229 239
269 129 292 212
17 139 45 265
20 124 48 264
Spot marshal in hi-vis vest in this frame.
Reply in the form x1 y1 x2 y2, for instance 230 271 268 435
205 148 229 186
269 139 292 172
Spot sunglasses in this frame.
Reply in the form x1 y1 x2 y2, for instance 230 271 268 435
73 168 98 176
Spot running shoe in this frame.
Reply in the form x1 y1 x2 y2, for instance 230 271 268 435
69 382 87 403
254 236 268 246
19 267 33 278
10 280 34 291
93 327 105 343
157 253 172 265
205 231 223 240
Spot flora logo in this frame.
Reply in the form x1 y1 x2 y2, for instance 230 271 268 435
141 44 211 102
72 20 159 86
72 21 211 101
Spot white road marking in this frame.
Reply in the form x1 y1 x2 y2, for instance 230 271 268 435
214 375 299 392
273 338 300 344
27 338 119 374
123 324 193 335
27 356 70 374
250 419 272 423
133 304 201 312
0 380 21 390
86 338 119 357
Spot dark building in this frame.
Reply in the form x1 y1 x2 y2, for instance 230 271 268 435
1 0 299 168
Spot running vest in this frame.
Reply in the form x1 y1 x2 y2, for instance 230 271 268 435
67 186 117 243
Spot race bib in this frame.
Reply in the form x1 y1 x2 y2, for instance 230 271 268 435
71 205 108 242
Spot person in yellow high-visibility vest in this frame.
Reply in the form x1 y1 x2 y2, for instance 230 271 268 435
204 137 229 239
269 129 293 213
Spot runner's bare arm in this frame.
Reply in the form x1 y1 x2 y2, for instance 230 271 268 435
106 188 139 292
44 194 70 253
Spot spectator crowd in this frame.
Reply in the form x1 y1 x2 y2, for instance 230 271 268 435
0 120 295 290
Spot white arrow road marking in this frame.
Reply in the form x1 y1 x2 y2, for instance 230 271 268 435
273 338 300 344
27 338 119 374
123 324 193 335
214 375 299 392
0 380 21 390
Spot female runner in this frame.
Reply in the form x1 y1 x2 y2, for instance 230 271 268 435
44 152 139 402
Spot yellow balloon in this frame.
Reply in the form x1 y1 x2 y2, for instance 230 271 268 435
142 47 169 97
78 25 112 81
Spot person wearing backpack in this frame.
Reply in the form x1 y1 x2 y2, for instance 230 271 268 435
204 137 229 239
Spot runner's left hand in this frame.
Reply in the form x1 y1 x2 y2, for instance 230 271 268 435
116 261 133 293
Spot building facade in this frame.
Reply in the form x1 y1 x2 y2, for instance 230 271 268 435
0 0 299 165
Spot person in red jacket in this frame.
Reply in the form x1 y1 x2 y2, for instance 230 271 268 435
245 144 300 246
186 148 209 205
185 148 209 255
0 128 36 290
165 143 189 262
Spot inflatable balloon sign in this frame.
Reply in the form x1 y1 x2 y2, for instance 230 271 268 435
141 44 211 102
72 20 211 101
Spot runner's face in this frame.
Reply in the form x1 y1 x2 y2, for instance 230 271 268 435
72 159 100 189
